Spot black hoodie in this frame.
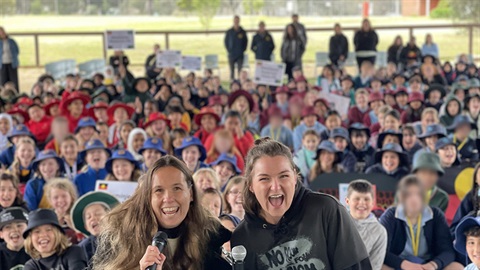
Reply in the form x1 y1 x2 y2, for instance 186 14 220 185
231 184 372 270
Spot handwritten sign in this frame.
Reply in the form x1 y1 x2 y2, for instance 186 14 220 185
156 50 182 68
318 91 351 117
181 56 202 71
95 180 138 202
253 60 286 86
105 30 135 50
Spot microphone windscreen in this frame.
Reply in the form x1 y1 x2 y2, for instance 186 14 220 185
231 245 247 261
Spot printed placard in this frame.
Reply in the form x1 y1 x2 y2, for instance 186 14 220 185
156 50 182 68
181 55 202 71
253 60 286 86
105 30 135 50
318 91 351 117
95 180 138 202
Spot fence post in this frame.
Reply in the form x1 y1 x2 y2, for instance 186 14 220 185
34 34 40 67
165 33 170 49
468 25 473 57
409 27 413 38
102 33 107 60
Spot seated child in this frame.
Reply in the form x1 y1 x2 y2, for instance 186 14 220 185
193 168 220 193
174 137 208 173
0 207 31 269
23 209 88 269
454 216 480 270
346 180 387 270
330 127 356 173
74 139 111 196
201 187 223 218
293 130 321 181
105 150 142 182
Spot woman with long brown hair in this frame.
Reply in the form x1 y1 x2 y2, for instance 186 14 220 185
92 155 231 270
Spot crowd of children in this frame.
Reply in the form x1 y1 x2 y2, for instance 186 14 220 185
0 23 479 269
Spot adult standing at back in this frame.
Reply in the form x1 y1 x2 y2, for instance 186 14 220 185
354 18 378 69
224 15 248 81
251 21 275 61
0 27 19 91
281 24 305 80
284 14 307 69
145 43 163 81
329 23 349 68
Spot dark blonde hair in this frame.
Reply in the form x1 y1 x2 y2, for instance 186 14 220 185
25 225 71 259
223 176 245 214
242 138 298 216
92 155 221 270
44 178 78 214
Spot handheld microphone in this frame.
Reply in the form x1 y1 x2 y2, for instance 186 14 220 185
146 231 168 270
231 245 247 270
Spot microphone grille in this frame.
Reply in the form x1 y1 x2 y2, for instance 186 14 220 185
153 231 168 242
231 245 247 261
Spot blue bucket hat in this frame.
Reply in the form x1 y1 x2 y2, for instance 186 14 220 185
174 137 207 161
374 143 408 166
377 130 403 149
138 137 167 156
314 140 343 161
448 115 477 131
418 124 447 139
32 149 65 173
8 124 35 143
435 137 456 152
210 153 241 174
79 139 112 161
348 123 371 138
329 127 350 142
219 214 241 227
74 117 98 134
105 149 139 174
454 216 480 255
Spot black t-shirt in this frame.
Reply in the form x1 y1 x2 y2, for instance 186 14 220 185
24 245 87 270
231 185 372 270
0 242 31 270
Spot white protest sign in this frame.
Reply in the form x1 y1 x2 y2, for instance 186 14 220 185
318 91 351 117
253 60 286 86
181 56 202 71
105 30 135 50
95 180 138 202
156 50 182 68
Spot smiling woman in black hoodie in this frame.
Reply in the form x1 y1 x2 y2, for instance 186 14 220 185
231 138 372 270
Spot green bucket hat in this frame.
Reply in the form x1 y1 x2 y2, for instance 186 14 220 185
412 152 444 176
70 191 120 236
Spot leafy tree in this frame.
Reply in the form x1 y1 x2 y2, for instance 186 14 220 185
242 0 263 15
448 0 480 23
177 0 194 12
0 0 16 15
192 0 221 31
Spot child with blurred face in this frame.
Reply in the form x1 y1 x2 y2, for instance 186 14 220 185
96 122 109 147
201 188 223 218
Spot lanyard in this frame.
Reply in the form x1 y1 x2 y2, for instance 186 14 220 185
63 161 77 181
407 214 422 256
270 128 281 141
426 189 432 203
453 135 468 151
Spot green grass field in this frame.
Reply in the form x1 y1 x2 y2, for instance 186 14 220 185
0 15 478 91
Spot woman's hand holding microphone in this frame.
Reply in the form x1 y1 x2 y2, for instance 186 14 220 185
139 245 166 270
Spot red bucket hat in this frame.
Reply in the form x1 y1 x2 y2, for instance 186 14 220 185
107 103 135 120
208 95 223 107
408 92 424 104
313 98 330 109
43 99 61 116
368 92 384 105
16 97 33 107
228 90 254 112
7 108 29 122
267 105 283 117
294 75 307 83
143 112 170 129
301 106 318 119
273 86 290 95
61 92 90 113
194 107 221 126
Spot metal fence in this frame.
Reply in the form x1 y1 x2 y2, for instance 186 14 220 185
8 23 480 68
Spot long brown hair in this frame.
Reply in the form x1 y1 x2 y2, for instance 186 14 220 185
9 137 35 181
92 155 221 270
242 138 299 217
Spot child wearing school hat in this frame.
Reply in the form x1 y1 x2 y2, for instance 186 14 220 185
454 216 480 269
0 207 31 269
